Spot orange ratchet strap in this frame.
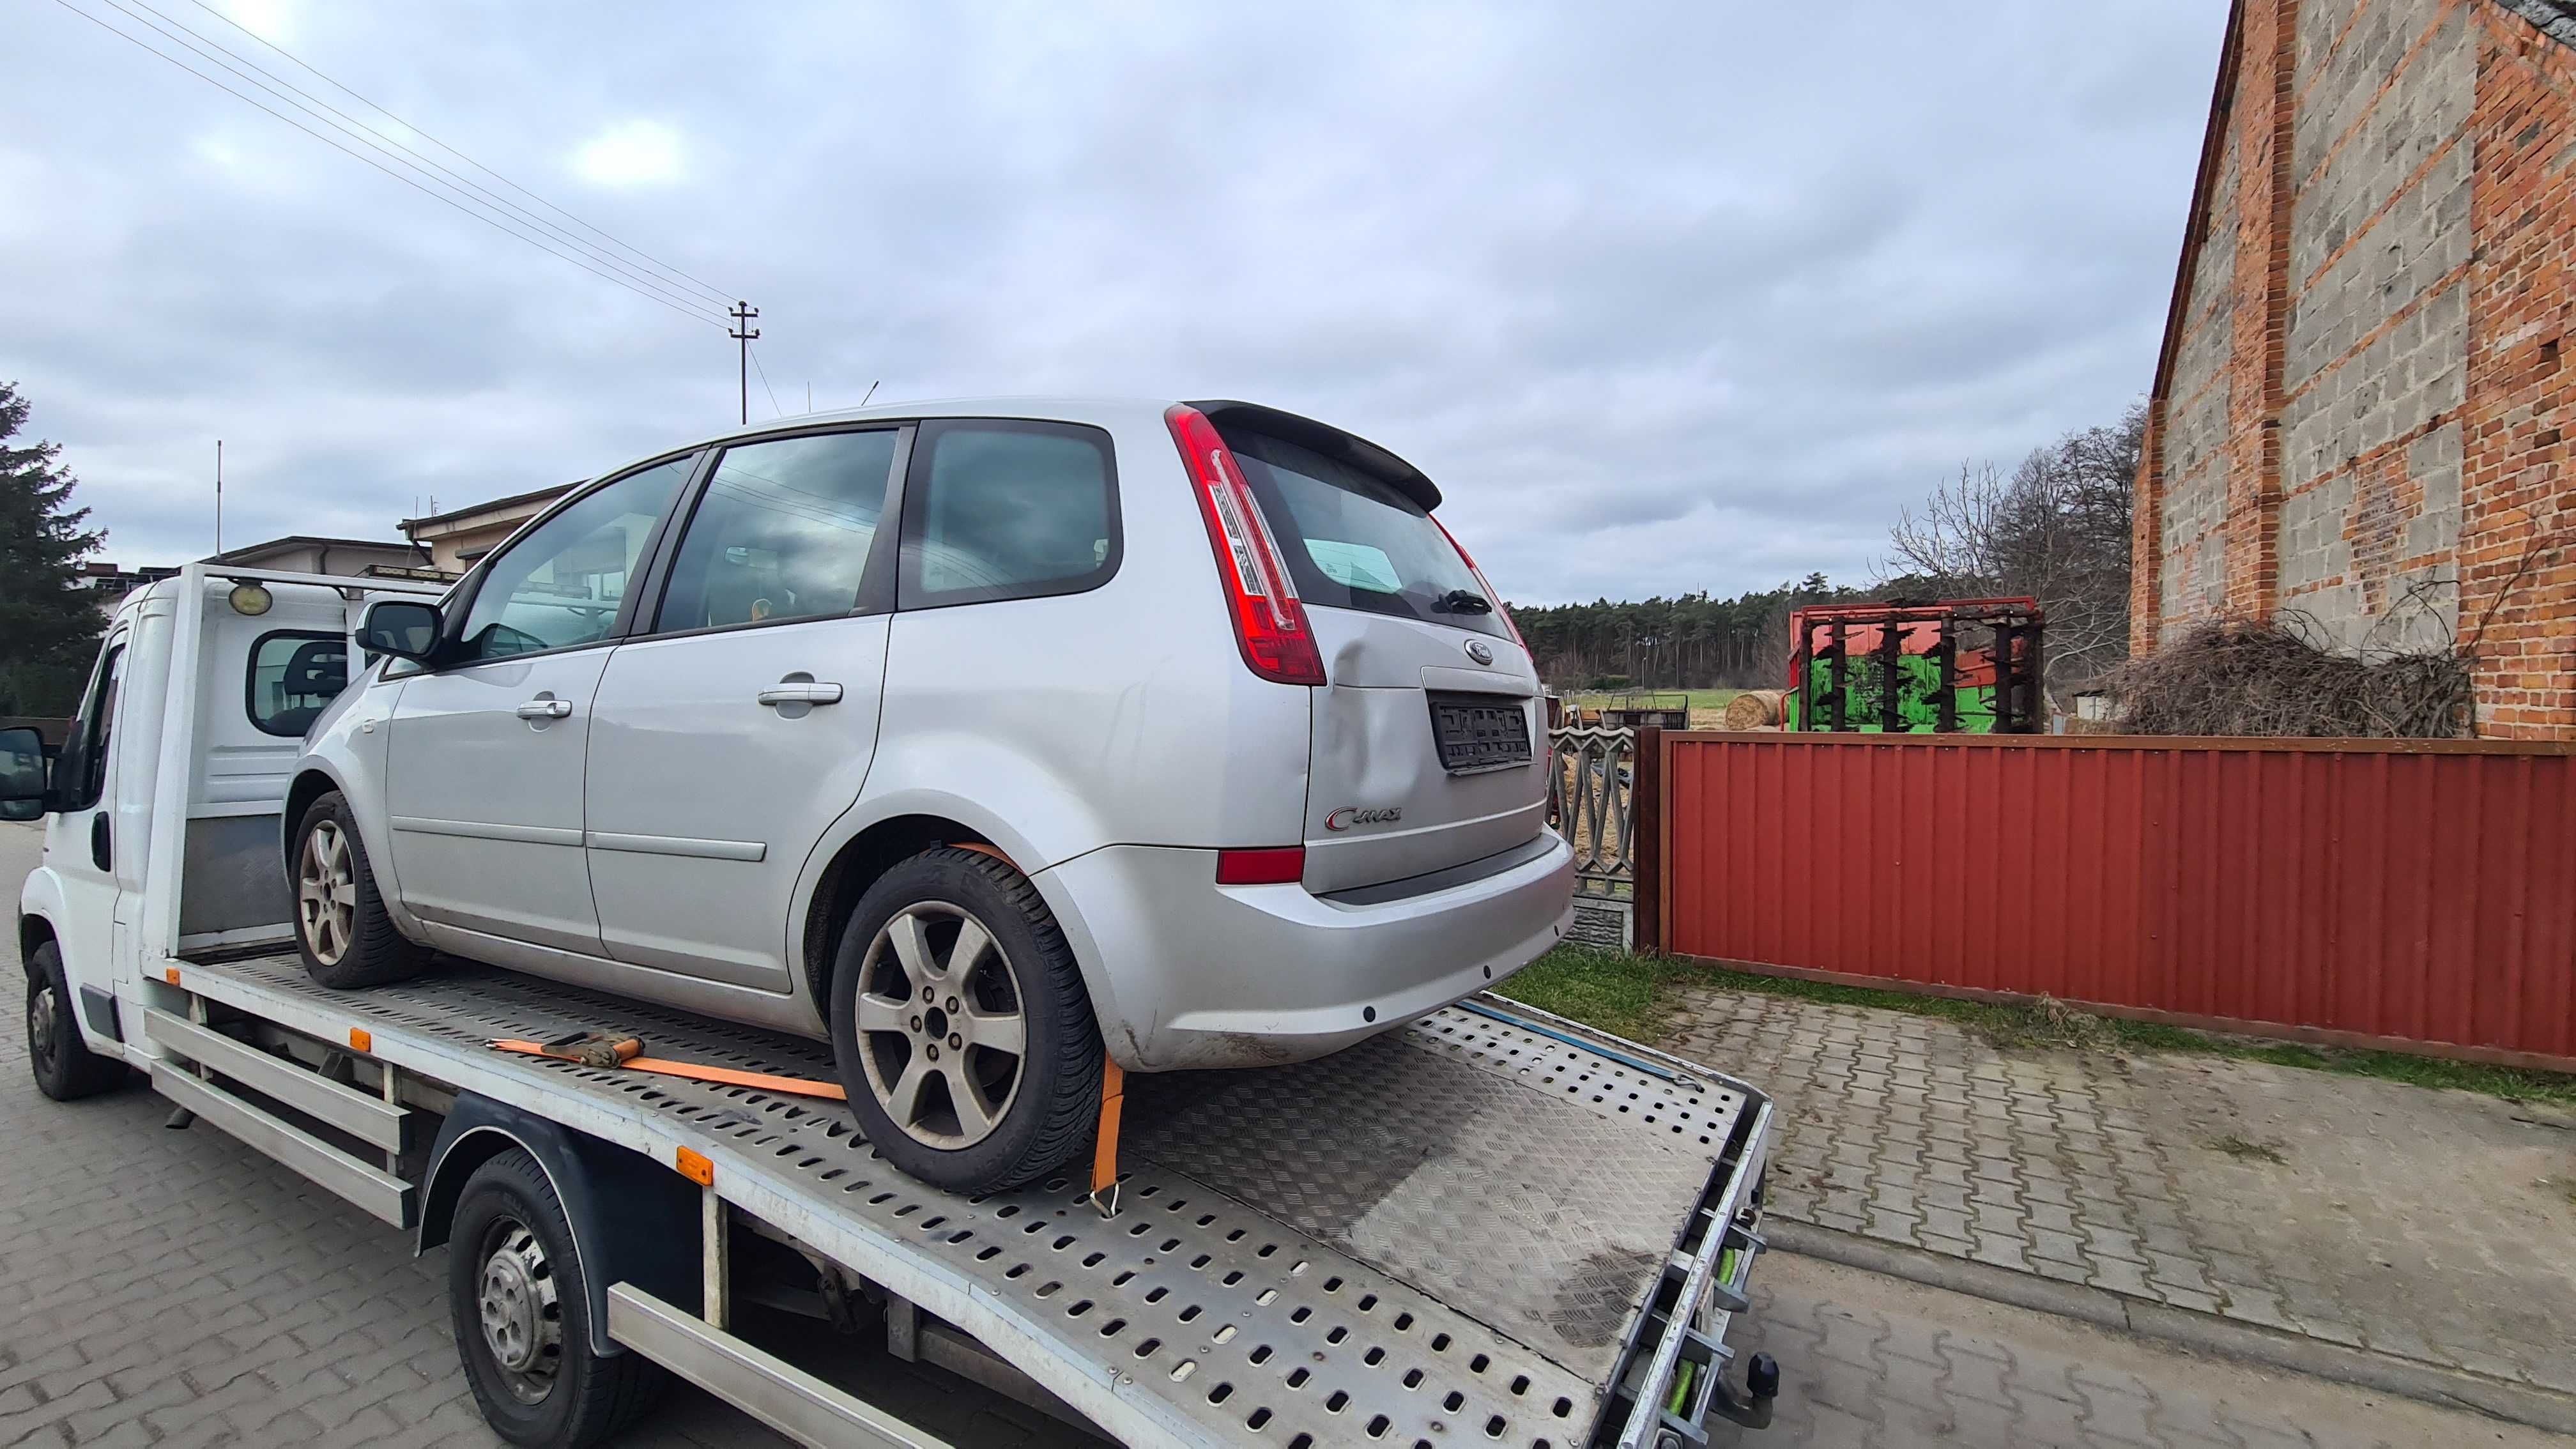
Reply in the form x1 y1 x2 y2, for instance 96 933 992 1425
1089 1058 1126 1218
491 1037 848 1101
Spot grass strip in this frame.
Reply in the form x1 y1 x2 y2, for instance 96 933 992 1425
1497 945 2576 1108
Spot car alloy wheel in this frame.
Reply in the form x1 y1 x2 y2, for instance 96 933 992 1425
475 1218 563 1406
852 901 1028 1150
297 818 358 966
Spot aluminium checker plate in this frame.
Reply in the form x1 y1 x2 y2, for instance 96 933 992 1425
167 954 1760 1449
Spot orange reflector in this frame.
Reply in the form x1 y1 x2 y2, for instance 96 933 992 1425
348 1028 372 1053
164 967 180 986
675 1147 714 1186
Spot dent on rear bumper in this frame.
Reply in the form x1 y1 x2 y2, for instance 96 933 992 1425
1039 835 1575 1071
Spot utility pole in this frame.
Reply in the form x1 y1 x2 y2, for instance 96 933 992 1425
215 440 224 554
727 301 760 425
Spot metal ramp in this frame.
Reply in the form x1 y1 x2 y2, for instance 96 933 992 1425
160 953 1771 1448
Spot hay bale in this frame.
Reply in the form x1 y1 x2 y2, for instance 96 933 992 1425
1723 690 1787 730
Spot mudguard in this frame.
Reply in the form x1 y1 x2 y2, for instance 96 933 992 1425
415 1093 700 1356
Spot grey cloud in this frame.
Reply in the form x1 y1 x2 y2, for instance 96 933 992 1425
3 0 2227 600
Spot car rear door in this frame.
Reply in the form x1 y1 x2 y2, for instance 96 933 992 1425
385 456 693 958
581 425 905 991
1210 411 1547 893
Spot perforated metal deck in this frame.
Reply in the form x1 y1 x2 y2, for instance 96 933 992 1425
167 954 1768 1449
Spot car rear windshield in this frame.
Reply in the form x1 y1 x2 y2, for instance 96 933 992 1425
1218 427 1506 640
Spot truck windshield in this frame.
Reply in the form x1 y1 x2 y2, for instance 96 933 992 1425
1218 427 1506 640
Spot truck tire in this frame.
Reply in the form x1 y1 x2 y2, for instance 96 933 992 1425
830 847 1103 1195
448 1147 666 1448
26 941 127 1101
291 790 429 990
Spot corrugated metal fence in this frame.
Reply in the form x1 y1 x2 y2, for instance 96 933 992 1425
1662 732 2576 1069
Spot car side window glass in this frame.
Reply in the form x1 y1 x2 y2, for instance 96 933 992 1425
247 632 348 737
654 430 898 632
57 640 125 811
901 420 1119 608
454 455 693 663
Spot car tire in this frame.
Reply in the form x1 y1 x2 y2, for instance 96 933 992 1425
26 941 128 1101
830 847 1103 1195
291 790 430 990
447 1147 666 1448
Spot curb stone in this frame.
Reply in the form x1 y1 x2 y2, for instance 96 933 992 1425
1765 1219 2576 1438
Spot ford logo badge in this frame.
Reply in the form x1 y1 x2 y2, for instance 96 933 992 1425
1466 640 1494 665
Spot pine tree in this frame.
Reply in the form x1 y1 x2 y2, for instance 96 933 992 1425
0 381 106 716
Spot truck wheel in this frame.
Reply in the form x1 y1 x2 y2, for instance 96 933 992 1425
293 791 428 990
448 1148 666 1448
26 942 126 1101
830 847 1103 1195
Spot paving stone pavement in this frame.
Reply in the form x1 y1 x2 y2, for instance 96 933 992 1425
1665 977 2576 1402
1718 1250 2568 1449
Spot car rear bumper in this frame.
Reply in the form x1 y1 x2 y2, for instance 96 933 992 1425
1038 833 1576 1071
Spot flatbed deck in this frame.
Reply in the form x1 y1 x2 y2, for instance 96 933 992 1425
164 952 1772 1448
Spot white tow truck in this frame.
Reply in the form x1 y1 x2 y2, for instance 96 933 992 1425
9 565 1779 1449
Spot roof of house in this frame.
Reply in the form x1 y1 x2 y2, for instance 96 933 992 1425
2504 1 2576 44
399 482 580 533
205 535 429 565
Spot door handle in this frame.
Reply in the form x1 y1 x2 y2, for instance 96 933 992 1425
516 698 575 719
757 682 844 707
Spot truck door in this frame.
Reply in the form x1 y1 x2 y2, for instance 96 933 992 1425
43 629 129 992
582 427 902 991
385 457 693 960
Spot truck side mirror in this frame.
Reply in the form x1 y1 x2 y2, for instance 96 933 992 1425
0 726 45 822
360 599 444 663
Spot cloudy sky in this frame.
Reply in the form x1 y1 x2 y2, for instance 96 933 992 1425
3 0 2227 605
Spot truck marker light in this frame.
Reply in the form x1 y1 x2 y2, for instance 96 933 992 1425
164 967 180 986
348 1028 371 1053
675 1147 716 1187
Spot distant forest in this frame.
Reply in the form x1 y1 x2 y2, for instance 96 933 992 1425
1510 574 1877 693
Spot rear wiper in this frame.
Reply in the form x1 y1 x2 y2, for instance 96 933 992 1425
1438 588 1493 615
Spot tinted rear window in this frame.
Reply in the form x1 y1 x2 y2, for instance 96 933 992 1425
1220 428 1505 639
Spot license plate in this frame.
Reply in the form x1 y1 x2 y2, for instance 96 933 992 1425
1428 694 1533 773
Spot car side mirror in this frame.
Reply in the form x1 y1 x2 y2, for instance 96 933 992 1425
0 726 46 822
360 599 443 663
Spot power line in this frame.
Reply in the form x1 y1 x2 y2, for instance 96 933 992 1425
181 0 735 310
747 342 783 420
47 0 728 328
89 0 728 322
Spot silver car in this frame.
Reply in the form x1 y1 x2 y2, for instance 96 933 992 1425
288 398 1576 1192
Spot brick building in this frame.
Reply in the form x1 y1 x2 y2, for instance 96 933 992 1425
2130 0 2576 734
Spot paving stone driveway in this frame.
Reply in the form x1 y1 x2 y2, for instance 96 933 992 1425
1666 979 2576 1400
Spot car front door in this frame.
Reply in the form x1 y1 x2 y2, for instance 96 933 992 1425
583 426 905 990
385 455 694 960
43 631 129 986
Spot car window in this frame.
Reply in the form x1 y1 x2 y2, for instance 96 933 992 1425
655 430 898 632
454 455 693 663
55 639 126 813
1218 425 1506 640
901 420 1118 608
247 632 348 737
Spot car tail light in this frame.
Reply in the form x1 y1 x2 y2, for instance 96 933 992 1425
1432 516 1527 652
1167 404 1326 686
1215 846 1306 885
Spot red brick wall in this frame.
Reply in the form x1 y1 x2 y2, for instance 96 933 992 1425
2135 0 2576 735
2459 7 2576 734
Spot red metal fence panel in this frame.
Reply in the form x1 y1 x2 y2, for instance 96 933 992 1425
1662 732 2576 1067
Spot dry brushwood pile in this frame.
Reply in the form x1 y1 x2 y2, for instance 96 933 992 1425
2106 620 2470 738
